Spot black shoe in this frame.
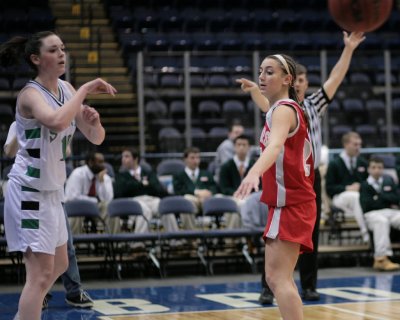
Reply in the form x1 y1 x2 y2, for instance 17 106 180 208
258 288 274 304
42 293 52 309
302 289 320 301
65 290 94 308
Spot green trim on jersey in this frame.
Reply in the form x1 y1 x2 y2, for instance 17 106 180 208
21 186 39 192
25 128 41 139
26 166 40 178
21 219 39 229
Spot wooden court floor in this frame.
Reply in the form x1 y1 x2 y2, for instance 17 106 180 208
104 301 400 320
2 271 400 319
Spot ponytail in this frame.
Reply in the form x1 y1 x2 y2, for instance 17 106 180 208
0 31 57 72
0 36 28 68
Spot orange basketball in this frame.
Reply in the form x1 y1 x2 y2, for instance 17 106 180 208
328 0 393 32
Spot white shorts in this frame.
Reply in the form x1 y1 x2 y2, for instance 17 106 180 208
4 179 68 255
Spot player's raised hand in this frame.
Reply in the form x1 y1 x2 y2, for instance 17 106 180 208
236 78 259 93
81 78 117 96
343 31 365 50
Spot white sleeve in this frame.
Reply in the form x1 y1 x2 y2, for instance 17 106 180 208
4 121 16 149
96 174 114 202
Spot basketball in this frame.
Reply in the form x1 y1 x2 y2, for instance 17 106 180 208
328 0 393 32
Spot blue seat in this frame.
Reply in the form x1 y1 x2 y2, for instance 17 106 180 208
198 100 221 117
118 32 144 53
342 98 366 125
167 32 194 51
142 33 169 51
373 154 396 168
133 8 160 32
158 127 183 152
169 100 185 118
160 74 182 88
156 159 185 176
366 99 386 125
182 8 206 32
145 100 168 117
355 124 380 147
107 198 160 278
159 8 184 32
307 73 321 86
239 32 268 50
190 74 206 88
350 72 371 85
208 74 230 88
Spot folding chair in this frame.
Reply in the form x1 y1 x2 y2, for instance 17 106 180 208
107 198 160 279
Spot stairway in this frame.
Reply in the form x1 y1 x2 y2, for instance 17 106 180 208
49 0 139 154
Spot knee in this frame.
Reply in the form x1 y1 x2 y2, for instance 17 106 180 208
264 269 278 292
34 268 54 291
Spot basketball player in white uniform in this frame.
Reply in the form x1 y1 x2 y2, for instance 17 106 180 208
0 31 116 320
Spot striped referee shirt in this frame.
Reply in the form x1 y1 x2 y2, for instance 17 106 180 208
302 87 330 168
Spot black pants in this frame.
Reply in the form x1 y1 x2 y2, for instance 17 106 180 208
261 168 322 292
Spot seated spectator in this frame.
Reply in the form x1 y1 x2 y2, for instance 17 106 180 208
360 156 400 271
326 132 369 242
65 152 116 234
114 148 179 235
173 147 218 230
219 135 263 229
214 121 244 182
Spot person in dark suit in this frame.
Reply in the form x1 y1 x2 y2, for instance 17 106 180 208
173 147 218 230
326 131 369 242
219 135 264 229
114 148 179 235
359 156 400 271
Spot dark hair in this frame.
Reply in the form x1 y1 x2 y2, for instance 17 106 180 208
85 151 102 164
296 63 308 76
233 134 250 144
0 31 58 73
267 53 299 104
228 120 243 132
122 147 140 162
183 146 200 158
342 131 361 145
369 156 384 166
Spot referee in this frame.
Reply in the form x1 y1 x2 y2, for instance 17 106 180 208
237 31 365 303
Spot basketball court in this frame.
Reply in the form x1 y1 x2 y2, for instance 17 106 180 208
1 268 400 319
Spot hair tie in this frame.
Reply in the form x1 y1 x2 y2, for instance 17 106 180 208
273 54 291 76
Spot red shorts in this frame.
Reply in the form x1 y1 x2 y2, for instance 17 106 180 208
263 200 316 253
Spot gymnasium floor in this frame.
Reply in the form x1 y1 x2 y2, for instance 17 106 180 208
1 267 400 319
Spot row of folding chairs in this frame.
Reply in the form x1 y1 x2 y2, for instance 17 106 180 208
65 196 264 278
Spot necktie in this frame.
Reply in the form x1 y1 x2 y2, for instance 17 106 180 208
88 177 96 197
191 171 196 182
238 163 245 179
134 171 141 181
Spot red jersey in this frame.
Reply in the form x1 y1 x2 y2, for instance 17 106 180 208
259 99 315 207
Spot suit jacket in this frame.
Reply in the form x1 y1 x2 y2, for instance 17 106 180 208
326 155 368 198
114 167 168 198
360 175 400 213
173 169 218 196
219 158 258 195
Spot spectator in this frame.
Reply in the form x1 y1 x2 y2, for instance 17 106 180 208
65 152 116 234
114 148 179 236
360 156 400 271
326 131 369 242
214 121 244 181
173 147 218 230
219 134 261 229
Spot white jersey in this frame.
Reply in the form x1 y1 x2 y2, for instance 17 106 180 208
8 79 76 191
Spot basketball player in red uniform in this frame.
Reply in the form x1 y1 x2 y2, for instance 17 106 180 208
235 54 315 320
